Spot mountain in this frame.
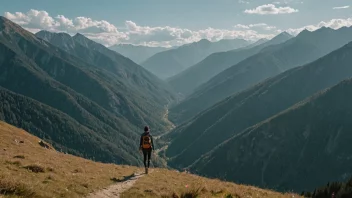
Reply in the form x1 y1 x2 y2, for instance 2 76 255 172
141 38 251 79
169 27 352 125
167 32 292 95
243 38 269 49
0 16 175 165
109 44 168 64
166 40 352 173
0 121 298 198
35 30 176 109
0 86 138 164
191 77 352 193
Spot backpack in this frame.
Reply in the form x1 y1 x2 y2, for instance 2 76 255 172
142 134 152 149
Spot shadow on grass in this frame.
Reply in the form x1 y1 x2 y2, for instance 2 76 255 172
110 173 136 183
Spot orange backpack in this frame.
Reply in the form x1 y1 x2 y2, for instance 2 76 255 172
142 134 151 149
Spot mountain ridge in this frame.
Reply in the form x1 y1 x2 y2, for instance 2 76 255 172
169 26 352 125
0 16 173 165
191 77 352 192
141 38 251 79
167 32 293 95
166 39 352 171
109 43 168 64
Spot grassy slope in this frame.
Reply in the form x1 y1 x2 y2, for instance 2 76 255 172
122 169 298 198
0 121 137 198
0 121 299 198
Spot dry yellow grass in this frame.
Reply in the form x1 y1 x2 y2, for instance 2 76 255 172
0 121 138 198
122 169 301 198
0 121 301 198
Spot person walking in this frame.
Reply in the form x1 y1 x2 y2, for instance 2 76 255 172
139 126 154 174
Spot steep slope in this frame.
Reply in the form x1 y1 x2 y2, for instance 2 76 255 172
109 44 167 64
167 33 292 95
141 38 250 79
0 16 170 165
0 86 138 164
191 78 352 193
166 41 352 170
0 120 138 198
36 30 176 108
0 121 298 198
35 30 176 133
170 27 352 124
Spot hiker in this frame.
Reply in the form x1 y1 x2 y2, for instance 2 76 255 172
139 126 154 174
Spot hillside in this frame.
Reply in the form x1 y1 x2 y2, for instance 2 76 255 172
0 86 143 164
35 30 176 108
167 32 292 95
109 44 167 64
0 16 174 165
0 121 299 198
191 78 352 193
141 38 250 79
170 26 352 125
165 41 352 171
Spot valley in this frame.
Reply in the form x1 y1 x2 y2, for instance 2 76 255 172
1 6 352 197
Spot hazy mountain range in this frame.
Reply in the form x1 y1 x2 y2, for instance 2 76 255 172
167 33 291 96
109 44 168 64
141 38 251 79
169 26 352 125
166 39 352 192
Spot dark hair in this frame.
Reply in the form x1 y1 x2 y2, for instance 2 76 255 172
144 126 149 132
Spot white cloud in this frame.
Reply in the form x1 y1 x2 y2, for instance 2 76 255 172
3 9 274 47
333 6 350 10
234 23 277 30
244 4 299 15
5 9 352 48
285 18 352 35
238 0 249 4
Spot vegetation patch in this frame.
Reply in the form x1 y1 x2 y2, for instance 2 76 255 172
0 178 35 197
13 155 25 159
23 164 45 173
5 160 22 167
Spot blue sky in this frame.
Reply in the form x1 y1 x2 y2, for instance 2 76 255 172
1 0 351 47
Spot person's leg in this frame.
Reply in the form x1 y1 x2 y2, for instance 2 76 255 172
142 149 147 168
147 149 152 168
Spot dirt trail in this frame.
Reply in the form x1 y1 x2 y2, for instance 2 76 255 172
86 170 152 198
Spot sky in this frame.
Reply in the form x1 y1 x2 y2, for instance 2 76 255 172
1 0 351 47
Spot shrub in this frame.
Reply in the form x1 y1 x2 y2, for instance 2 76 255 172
23 164 45 173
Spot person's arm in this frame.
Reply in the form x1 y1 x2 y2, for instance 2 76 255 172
151 135 155 150
139 135 142 149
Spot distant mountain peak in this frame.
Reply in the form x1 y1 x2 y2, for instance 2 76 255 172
36 30 72 43
198 38 211 43
296 26 339 39
278 31 292 37
74 32 85 37
73 33 91 42
272 31 293 41
72 33 100 49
